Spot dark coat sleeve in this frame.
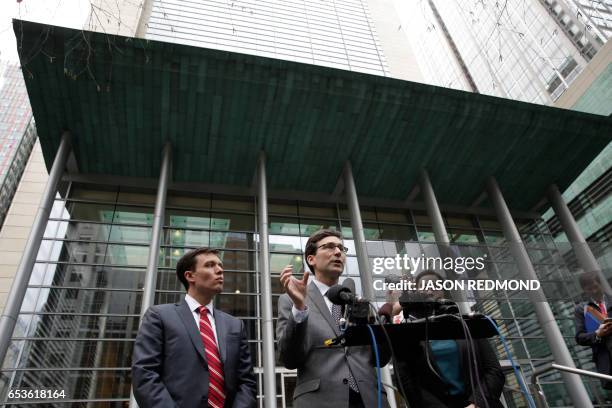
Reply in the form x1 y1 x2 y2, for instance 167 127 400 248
467 339 505 407
575 302 599 346
231 320 258 408
131 306 177 408
396 358 447 408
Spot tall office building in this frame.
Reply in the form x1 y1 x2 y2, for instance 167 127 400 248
0 2 609 407
394 0 608 104
87 0 424 81
0 61 36 229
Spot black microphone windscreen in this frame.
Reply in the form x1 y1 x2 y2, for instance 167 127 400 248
327 284 352 305
343 277 356 294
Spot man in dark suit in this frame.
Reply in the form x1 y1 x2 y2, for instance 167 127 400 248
575 271 612 389
132 247 257 407
276 229 390 408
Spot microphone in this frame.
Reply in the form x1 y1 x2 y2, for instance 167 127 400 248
327 284 355 305
343 277 356 294
438 298 460 315
378 302 394 324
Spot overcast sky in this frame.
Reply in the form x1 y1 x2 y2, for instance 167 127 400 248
0 0 90 62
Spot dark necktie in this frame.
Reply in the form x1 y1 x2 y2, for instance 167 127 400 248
331 302 359 393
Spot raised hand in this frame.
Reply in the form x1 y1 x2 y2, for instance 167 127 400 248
280 265 309 311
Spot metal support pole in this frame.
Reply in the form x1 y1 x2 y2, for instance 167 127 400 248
140 142 171 316
0 132 71 367
343 161 397 408
129 142 171 408
344 161 375 300
257 153 276 408
420 170 470 314
486 177 592 408
547 184 611 293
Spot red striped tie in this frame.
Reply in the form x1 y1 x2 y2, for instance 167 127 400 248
199 307 226 408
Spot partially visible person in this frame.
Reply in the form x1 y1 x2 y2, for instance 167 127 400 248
397 270 505 408
378 274 405 324
575 271 612 389
131 247 257 408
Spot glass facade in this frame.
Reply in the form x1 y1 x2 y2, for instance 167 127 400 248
394 0 600 103
557 0 611 44
145 0 390 76
0 180 608 406
0 61 36 228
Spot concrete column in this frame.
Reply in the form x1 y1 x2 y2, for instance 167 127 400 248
257 153 276 408
547 184 611 293
343 161 397 408
420 170 470 314
343 161 375 299
130 142 171 408
0 132 71 367
487 177 592 408
140 142 172 316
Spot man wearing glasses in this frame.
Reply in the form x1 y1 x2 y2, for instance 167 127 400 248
276 229 389 408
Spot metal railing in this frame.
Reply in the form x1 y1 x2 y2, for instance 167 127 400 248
531 363 612 408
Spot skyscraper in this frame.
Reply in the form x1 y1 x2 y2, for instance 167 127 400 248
394 0 608 103
0 61 36 229
87 0 424 81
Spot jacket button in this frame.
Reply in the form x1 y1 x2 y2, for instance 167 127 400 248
342 378 348 384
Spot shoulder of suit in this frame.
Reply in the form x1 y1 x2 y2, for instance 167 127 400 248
149 302 180 314
214 308 240 322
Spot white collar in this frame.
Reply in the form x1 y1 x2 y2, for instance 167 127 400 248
185 293 214 317
312 277 335 297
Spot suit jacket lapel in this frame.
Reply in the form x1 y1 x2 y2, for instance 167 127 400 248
307 281 340 336
175 300 207 362
213 308 228 364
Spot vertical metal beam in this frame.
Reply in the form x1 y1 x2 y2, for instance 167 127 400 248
344 161 374 299
420 170 470 314
257 153 276 408
486 177 592 408
140 142 172 316
129 142 171 408
343 161 397 408
547 184 611 293
0 132 71 367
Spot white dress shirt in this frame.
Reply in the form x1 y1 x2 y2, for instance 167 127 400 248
185 293 219 345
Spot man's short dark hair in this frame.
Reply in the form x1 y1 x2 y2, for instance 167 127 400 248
415 269 445 285
176 247 220 290
578 271 600 289
304 229 343 272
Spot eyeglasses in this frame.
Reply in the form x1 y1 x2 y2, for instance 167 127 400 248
316 243 349 253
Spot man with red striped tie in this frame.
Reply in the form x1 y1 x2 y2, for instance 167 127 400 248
132 247 257 407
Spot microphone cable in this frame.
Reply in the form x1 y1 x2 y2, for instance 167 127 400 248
484 315 537 408
424 315 444 382
367 302 409 407
452 313 490 408
367 325 382 408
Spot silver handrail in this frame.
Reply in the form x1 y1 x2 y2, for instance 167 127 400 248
531 362 612 408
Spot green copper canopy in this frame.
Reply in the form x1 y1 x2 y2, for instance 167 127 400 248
14 20 612 211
